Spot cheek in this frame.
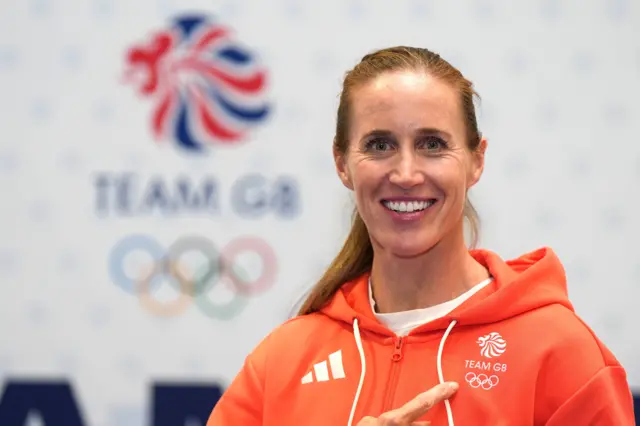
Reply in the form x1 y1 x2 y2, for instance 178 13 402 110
430 160 468 191
347 157 380 191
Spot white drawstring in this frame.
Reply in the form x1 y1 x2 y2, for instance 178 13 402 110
437 320 458 426
348 318 458 426
347 318 366 426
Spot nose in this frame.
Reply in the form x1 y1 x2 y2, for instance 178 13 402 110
388 152 425 189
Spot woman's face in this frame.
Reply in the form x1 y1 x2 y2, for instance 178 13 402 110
335 70 486 258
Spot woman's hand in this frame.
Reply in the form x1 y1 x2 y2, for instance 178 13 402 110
356 382 458 425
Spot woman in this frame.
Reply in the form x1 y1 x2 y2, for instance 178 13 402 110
206 46 635 425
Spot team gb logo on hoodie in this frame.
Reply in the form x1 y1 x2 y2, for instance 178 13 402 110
477 332 507 358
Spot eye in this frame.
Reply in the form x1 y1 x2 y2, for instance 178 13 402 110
365 137 393 152
420 136 448 151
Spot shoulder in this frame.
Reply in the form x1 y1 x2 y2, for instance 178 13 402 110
525 304 625 415
527 304 619 369
525 304 632 422
240 312 354 395
246 312 344 365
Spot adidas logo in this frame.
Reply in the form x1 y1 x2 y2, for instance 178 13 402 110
301 350 346 384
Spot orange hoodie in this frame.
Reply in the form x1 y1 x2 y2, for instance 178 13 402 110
207 247 636 425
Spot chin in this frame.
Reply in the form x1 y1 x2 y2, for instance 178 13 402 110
377 234 438 259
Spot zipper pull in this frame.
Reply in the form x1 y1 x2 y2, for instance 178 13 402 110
391 337 404 362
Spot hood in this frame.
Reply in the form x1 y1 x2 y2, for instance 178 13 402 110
319 246 574 336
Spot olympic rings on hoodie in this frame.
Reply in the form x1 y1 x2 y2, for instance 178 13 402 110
464 372 500 390
108 234 278 319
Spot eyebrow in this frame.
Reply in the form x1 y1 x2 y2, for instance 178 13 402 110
361 127 452 141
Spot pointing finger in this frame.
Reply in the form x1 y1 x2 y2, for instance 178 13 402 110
382 382 458 423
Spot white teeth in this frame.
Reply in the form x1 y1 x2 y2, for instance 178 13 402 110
383 200 435 213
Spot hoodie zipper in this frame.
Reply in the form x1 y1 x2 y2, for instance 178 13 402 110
382 336 404 411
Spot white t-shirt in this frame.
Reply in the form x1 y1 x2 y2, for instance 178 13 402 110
369 277 494 336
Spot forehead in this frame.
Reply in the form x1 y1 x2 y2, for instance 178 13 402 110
349 70 462 135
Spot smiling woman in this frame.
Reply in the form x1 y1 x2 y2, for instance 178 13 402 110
336 49 483 244
334 64 485 265
206 46 636 426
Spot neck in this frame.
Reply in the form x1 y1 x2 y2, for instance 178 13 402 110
370 225 490 314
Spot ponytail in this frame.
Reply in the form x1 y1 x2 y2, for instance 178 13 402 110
296 209 373 315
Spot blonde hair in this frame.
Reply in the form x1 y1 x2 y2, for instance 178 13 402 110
297 46 482 316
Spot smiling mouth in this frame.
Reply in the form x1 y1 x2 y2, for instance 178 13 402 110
381 199 437 213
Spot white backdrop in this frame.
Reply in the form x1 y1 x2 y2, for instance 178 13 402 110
1 0 639 425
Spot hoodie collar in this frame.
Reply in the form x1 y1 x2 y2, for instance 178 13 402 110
319 247 574 335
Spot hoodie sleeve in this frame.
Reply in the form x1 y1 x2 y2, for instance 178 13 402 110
534 312 636 425
545 366 635 425
206 341 267 426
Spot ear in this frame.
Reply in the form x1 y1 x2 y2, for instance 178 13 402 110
468 137 487 188
333 141 354 190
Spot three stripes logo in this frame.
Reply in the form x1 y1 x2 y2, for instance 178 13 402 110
301 350 346 384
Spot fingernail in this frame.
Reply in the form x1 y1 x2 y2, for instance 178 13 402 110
447 382 459 391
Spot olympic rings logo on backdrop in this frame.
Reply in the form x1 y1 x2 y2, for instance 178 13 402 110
464 372 500 390
108 235 277 320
